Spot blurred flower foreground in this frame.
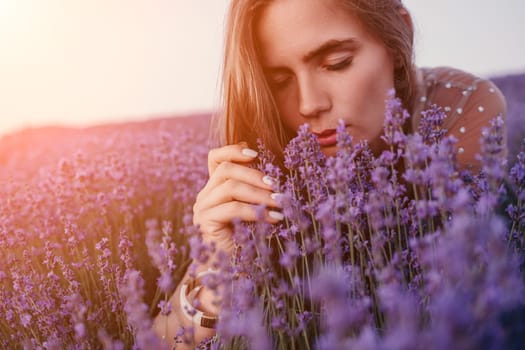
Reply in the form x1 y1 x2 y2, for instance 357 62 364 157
0 74 524 349
0 115 209 349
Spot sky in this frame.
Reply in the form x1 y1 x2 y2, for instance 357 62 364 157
0 0 524 137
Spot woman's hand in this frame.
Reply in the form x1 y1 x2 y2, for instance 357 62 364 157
154 143 282 347
192 142 283 255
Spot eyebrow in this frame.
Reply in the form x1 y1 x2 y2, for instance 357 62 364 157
263 38 359 73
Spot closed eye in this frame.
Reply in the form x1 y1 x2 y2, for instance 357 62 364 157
324 57 353 71
269 74 292 89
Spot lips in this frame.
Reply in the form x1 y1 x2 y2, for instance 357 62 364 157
313 129 337 137
312 128 338 147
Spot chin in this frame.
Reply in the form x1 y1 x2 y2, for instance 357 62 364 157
320 145 338 158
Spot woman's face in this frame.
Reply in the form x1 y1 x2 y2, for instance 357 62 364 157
256 0 396 156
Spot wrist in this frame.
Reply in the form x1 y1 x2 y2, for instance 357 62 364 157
179 269 220 329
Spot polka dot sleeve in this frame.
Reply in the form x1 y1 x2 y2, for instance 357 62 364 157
446 79 507 171
415 67 508 172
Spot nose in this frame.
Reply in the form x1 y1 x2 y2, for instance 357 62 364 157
298 75 331 118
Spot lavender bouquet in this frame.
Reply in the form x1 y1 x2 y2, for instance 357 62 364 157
187 92 525 349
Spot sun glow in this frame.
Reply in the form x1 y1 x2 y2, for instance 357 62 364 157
0 0 35 33
0 0 55 135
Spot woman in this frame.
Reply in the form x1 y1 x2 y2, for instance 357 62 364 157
153 0 507 347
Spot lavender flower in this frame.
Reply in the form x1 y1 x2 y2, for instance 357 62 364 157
418 104 447 145
2 97 524 349
119 269 166 349
381 89 410 147
0 116 209 347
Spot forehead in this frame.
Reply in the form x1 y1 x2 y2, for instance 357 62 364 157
255 0 371 66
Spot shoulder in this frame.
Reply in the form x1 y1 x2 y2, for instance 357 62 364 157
414 66 507 171
418 66 506 118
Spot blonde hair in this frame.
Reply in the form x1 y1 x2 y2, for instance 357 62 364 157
212 0 416 160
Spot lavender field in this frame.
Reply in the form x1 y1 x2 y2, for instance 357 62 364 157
0 115 210 348
0 75 524 349
492 72 525 162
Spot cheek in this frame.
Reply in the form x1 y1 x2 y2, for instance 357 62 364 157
343 73 391 118
275 91 299 130
336 71 393 143
360 60 395 122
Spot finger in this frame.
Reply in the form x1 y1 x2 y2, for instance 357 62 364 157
208 142 258 175
198 201 284 235
198 161 277 199
195 178 281 214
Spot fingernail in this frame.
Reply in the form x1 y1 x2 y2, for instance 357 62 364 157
262 175 275 186
269 210 284 221
270 193 282 201
241 148 258 158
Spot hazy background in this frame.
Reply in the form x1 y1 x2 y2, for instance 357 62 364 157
1 0 524 137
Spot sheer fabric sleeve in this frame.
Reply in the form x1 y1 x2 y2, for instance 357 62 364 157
444 80 507 171
416 67 508 172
